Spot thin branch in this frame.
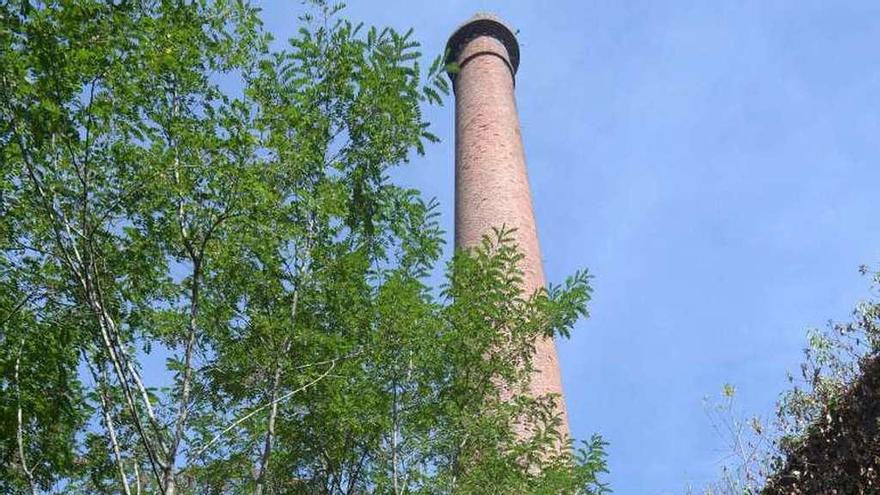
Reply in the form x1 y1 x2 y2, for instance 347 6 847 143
1 293 33 330
92 294 168 485
14 340 38 495
16 130 85 285
133 461 142 495
87 358 133 495
165 258 202 493
188 359 338 461
253 360 284 495
292 348 364 371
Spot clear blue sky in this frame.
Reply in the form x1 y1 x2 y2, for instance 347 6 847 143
258 1 880 492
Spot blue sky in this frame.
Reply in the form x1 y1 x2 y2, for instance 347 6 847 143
258 1 880 492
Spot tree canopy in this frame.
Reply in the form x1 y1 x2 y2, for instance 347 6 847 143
0 1 606 494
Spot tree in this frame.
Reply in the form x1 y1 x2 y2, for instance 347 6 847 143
0 1 607 493
761 266 880 494
699 266 880 494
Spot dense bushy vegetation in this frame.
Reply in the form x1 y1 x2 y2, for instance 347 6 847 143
701 267 880 495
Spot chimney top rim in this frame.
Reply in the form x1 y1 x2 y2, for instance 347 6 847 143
445 13 520 77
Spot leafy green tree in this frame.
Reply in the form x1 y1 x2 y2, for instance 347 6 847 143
1 1 607 494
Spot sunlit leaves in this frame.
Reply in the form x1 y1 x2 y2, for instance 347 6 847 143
1 1 605 493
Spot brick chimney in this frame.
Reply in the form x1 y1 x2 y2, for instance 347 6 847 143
446 14 570 438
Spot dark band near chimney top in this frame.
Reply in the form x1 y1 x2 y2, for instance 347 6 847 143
445 13 520 83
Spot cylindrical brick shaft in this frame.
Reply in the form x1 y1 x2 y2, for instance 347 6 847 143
446 14 570 437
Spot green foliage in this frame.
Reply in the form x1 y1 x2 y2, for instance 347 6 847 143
761 266 880 494
700 266 880 494
1 1 606 494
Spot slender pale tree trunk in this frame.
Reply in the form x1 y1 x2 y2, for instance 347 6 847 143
15 341 37 495
254 362 283 495
255 287 300 494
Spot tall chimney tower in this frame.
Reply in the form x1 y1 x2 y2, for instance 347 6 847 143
446 14 570 437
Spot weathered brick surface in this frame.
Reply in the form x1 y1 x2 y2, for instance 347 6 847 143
449 15 570 437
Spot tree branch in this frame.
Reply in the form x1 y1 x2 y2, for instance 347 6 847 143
14 340 37 495
0 293 33 331
189 358 338 461
87 358 134 495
